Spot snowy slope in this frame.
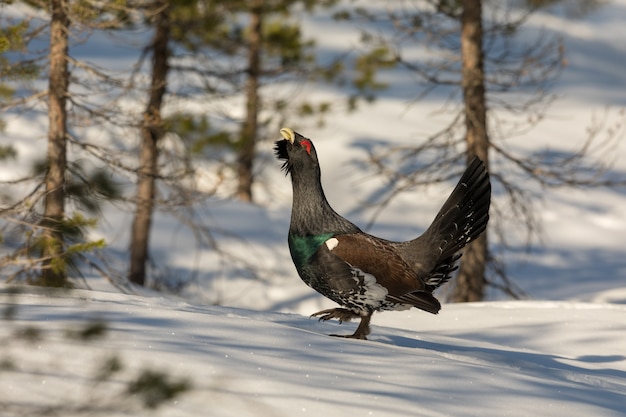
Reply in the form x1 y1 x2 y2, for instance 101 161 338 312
2 287 625 417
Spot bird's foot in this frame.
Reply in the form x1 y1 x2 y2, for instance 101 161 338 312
329 332 368 340
311 308 360 324
312 309 372 340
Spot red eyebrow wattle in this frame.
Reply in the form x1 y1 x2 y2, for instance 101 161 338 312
300 140 312 155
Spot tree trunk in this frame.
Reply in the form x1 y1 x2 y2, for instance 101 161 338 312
452 0 490 302
236 1 263 202
128 1 170 286
40 0 70 287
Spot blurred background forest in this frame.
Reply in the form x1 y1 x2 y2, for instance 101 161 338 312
0 0 623 305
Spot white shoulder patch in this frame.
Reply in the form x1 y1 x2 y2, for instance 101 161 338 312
325 237 339 251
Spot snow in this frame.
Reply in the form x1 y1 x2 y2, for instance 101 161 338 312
2 1 626 416
2 289 625 416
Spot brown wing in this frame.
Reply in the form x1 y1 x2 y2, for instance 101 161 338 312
330 234 441 314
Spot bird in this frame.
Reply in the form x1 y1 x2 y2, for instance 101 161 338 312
274 127 491 340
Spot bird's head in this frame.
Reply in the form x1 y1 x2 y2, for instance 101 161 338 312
274 127 320 174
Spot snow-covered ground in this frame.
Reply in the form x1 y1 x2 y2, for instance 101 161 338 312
2 288 625 416
1 1 626 416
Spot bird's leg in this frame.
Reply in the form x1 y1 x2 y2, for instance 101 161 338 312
311 308 360 323
334 311 372 340
311 308 373 340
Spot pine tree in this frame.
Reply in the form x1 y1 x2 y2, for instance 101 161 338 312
0 1 124 285
338 0 622 300
38 0 71 287
167 0 343 202
453 0 489 302
128 0 171 286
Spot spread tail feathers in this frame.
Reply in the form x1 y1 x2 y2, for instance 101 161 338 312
428 156 491 260
394 157 491 279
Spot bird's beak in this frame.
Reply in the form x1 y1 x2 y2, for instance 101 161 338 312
280 127 296 144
